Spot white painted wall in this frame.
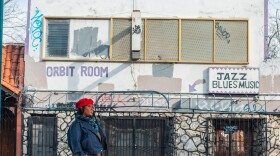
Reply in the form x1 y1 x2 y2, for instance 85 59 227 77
25 0 265 93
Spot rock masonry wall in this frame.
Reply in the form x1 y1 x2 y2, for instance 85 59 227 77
22 110 279 156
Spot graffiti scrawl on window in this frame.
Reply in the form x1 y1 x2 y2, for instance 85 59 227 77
215 22 230 44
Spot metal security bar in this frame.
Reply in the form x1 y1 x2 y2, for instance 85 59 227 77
22 90 280 114
206 117 267 156
100 117 170 156
28 115 57 156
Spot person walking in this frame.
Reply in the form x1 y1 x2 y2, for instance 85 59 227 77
67 98 107 156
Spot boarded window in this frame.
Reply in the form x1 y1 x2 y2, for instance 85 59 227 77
146 19 179 61
215 21 248 63
43 18 248 64
45 19 110 59
112 19 145 60
181 20 214 61
46 20 69 57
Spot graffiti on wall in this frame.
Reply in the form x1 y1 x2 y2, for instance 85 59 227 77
83 94 127 111
191 99 266 113
30 93 170 111
132 25 141 34
96 96 168 110
139 98 168 107
31 7 44 52
243 103 265 113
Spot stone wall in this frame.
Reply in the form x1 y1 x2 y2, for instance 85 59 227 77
22 110 280 156
22 110 75 156
267 115 280 155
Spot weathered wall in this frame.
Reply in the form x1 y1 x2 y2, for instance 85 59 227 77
260 58 280 93
22 111 280 156
25 0 265 94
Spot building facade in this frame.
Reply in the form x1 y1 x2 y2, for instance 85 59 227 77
22 0 280 155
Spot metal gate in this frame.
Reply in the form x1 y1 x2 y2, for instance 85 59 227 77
27 115 57 156
1 107 16 156
101 117 169 156
206 118 267 156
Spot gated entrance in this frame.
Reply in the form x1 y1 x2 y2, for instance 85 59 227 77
27 115 57 156
206 118 267 156
1 107 16 156
101 117 170 156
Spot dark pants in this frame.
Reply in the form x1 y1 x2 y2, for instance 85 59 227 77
86 153 102 156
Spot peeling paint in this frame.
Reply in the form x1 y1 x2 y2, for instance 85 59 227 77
260 58 280 76
152 64 174 78
98 83 114 91
24 55 48 88
259 75 280 93
138 75 181 93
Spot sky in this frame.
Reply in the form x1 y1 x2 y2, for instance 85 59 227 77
18 0 28 12
269 0 280 12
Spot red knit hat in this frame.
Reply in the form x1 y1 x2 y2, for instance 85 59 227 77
75 98 94 109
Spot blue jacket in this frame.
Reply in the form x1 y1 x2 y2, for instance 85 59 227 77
67 115 107 156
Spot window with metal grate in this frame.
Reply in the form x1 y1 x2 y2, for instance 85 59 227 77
43 18 248 64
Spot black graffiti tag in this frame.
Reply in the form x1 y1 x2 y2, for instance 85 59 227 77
215 22 231 44
132 25 141 34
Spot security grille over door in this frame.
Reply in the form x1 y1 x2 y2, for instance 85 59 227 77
28 115 57 156
206 118 267 156
102 117 169 156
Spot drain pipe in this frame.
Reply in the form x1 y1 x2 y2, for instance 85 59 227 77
0 0 3 152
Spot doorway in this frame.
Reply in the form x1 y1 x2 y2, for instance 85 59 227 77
102 117 170 156
206 118 266 156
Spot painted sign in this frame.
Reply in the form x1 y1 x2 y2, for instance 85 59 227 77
46 65 109 77
209 67 259 94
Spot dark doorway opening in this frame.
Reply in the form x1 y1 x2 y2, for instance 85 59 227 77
1 107 16 156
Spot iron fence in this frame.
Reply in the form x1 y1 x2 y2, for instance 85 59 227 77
22 90 280 113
